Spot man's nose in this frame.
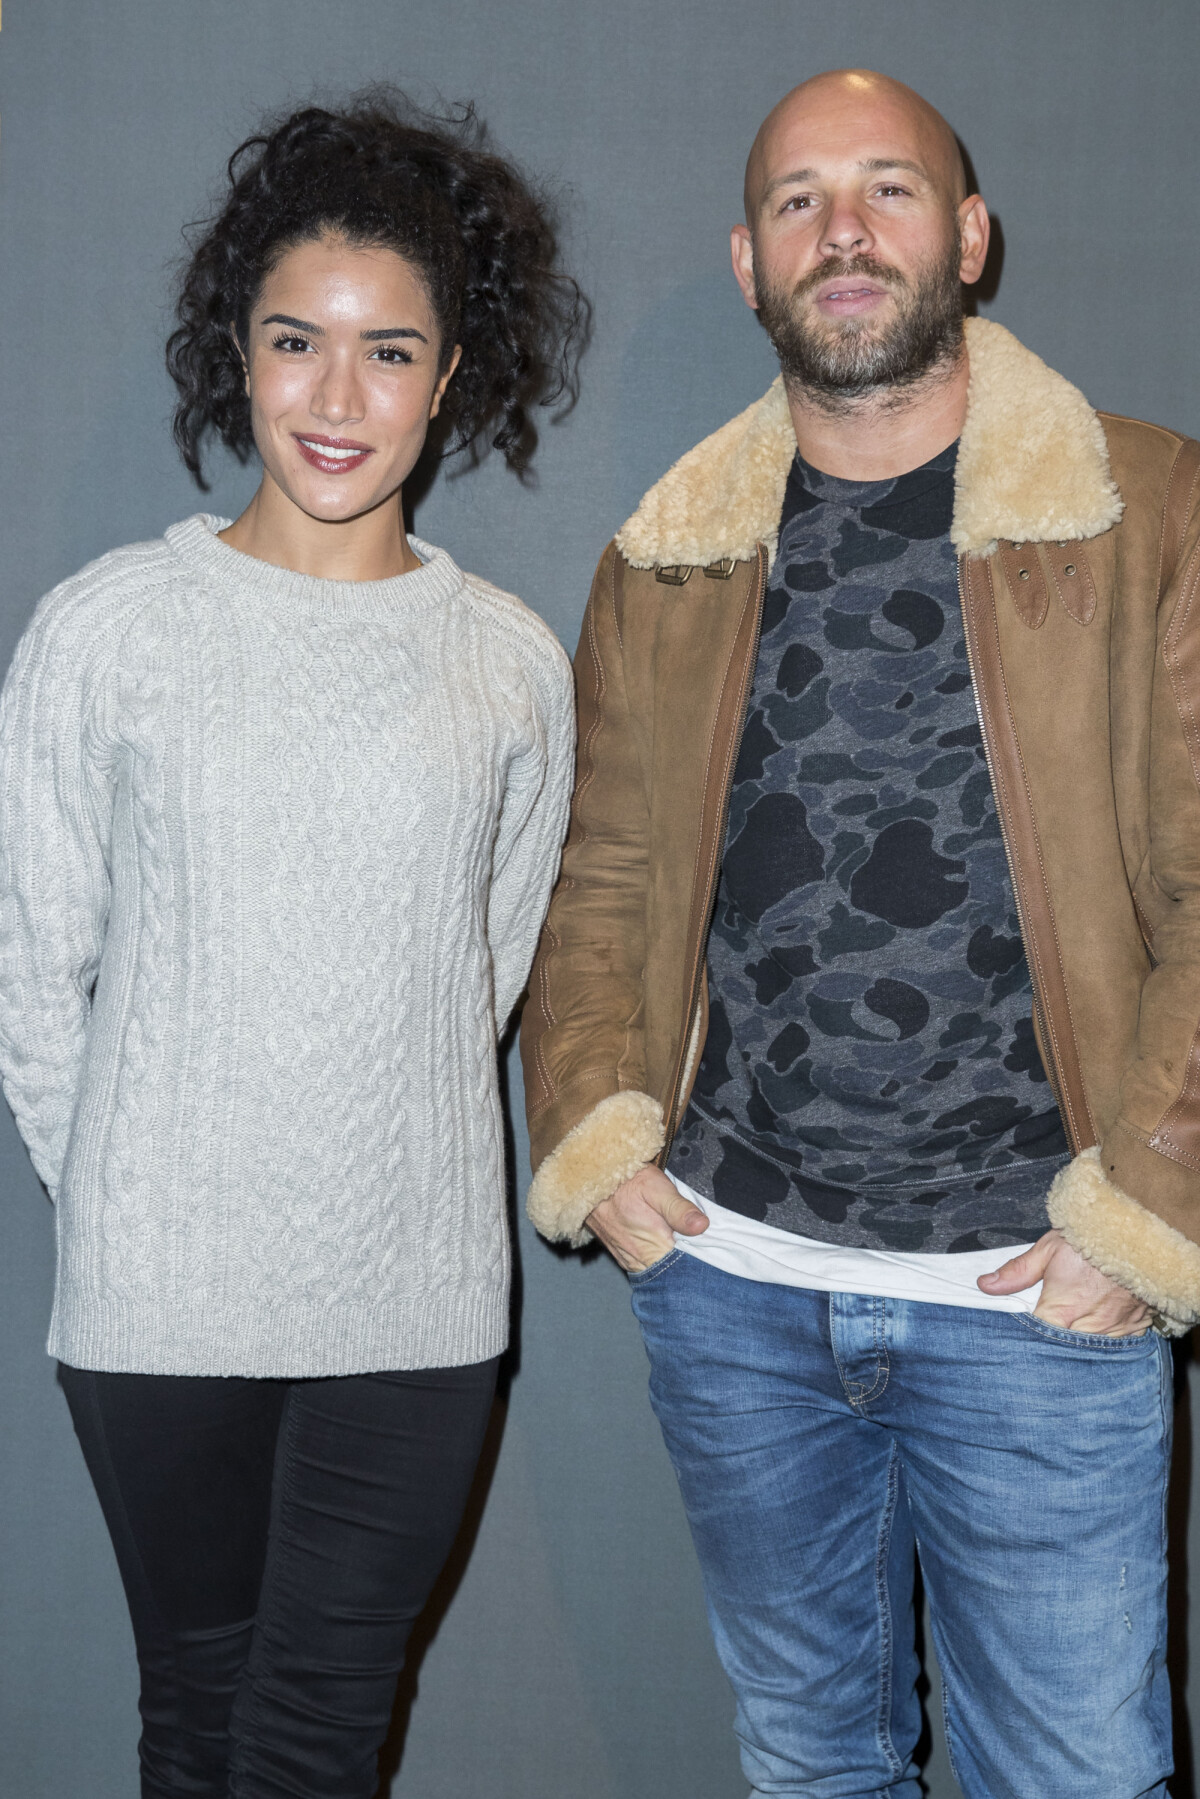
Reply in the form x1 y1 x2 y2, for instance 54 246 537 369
821 196 874 258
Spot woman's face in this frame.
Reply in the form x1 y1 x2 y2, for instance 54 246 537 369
239 235 460 525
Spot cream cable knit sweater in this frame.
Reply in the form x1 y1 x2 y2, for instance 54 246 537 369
0 515 574 1376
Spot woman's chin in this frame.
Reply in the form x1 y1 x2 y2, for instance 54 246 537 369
279 477 398 528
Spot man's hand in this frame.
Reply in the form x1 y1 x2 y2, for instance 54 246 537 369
977 1228 1150 1335
585 1164 709 1273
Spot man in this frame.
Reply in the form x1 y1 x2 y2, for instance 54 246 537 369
522 68 1200 1797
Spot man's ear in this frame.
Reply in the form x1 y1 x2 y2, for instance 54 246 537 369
957 196 990 289
730 226 758 311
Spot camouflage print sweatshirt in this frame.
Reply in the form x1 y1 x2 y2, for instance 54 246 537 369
667 444 1069 1254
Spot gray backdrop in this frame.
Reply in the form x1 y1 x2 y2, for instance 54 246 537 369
2 3 1199 1795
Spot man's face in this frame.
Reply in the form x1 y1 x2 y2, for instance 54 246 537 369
733 81 987 400
754 228 965 398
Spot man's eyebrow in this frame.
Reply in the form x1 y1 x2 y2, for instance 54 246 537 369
859 157 930 180
761 168 818 200
761 157 931 203
259 314 429 345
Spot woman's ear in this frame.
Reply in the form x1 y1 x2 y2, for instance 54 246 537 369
429 344 463 420
230 323 250 397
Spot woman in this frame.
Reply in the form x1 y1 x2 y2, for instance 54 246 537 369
0 96 581 1797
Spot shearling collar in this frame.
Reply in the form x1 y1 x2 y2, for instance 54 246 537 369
615 317 1124 568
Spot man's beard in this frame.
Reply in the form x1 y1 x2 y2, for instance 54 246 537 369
755 232 965 404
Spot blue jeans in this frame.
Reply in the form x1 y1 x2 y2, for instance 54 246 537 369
630 1250 1172 1799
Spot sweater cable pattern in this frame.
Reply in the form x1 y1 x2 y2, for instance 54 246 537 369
0 516 574 1376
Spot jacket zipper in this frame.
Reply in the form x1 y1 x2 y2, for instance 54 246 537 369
956 559 1076 1150
660 549 769 1149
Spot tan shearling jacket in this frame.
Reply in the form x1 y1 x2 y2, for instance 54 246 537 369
520 318 1200 1331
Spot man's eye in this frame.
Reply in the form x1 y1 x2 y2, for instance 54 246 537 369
781 195 813 212
876 185 909 197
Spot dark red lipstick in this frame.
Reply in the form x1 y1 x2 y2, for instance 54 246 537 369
293 433 374 475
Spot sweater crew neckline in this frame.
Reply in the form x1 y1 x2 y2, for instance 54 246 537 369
165 513 465 620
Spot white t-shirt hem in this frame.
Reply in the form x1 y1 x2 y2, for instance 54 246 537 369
666 1171 1041 1313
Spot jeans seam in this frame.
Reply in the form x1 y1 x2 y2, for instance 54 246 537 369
828 1296 891 1413
1013 1311 1157 1348
939 1667 966 1790
855 1303 892 1410
627 1247 683 1287
828 1293 851 1400
868 1297 891 1405
873 1441 905 1782
1155 1340 1174 1771
1159 1341 1173 1518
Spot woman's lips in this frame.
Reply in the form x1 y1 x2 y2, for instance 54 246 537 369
293 434 374 474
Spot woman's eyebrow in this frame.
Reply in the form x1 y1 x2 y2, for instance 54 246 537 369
260 314 429 345
261 312 323 334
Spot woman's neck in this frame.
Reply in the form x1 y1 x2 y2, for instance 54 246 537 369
219 480 420 581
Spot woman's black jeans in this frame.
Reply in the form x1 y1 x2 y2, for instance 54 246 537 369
59 1357 499 1798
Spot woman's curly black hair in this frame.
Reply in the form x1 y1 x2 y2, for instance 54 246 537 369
166 92 589 487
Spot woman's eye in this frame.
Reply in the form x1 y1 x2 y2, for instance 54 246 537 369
270 333 312 354
370 344 414 365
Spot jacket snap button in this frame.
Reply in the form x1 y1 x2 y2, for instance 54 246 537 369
1064 563 1076 575
1018 568 1031 580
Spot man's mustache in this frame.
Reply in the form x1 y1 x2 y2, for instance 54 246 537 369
790 255 908 302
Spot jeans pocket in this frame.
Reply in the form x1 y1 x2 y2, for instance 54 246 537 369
627 1247 684 1287
1015 1311 1157 1350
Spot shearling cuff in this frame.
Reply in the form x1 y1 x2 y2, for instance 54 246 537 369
1046 1147 1200 1336
526 1091 666 1248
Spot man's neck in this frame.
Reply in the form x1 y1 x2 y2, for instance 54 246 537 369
784 345 969 482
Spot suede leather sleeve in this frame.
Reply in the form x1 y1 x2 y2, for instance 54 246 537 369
1107 491 1200 1200
520 544 655 1186
1051 484 1200 1328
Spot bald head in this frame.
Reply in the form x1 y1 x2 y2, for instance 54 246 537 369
744 70 967 222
